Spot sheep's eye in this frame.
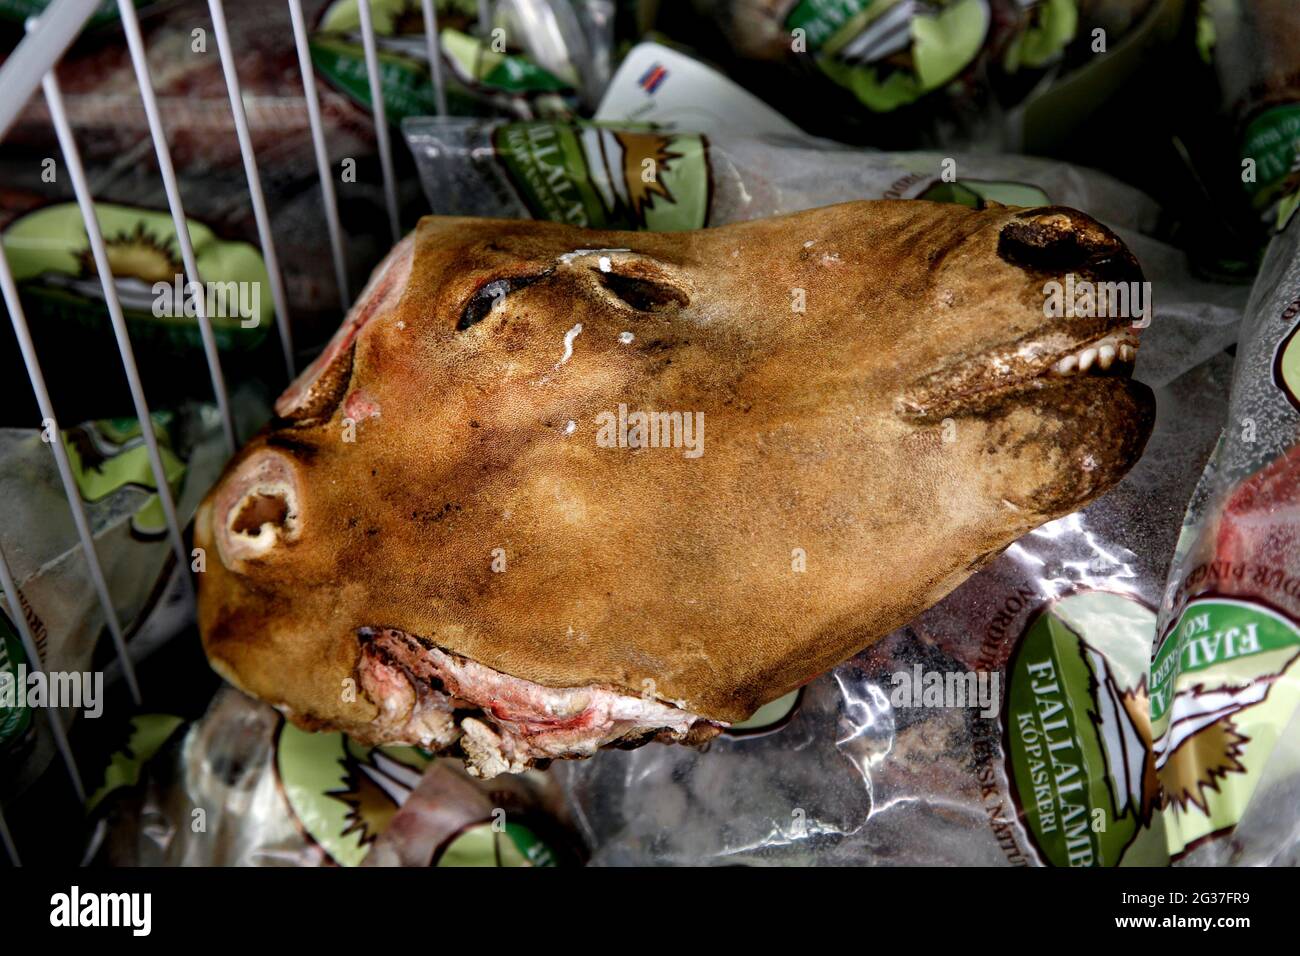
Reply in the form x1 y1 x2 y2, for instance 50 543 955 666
457 272 551 331
599 272 689 312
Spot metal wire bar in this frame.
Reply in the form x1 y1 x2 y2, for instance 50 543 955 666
0 0 99 141
420 0 448 116
116 0 237 455
42 64 193 611
207 0 295 380
471 0 494 93
0 224 143 707
287 0 351 306
0 541 86 804
357 0 401 244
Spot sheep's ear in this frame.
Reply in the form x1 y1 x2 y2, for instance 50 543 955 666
275 231 414 420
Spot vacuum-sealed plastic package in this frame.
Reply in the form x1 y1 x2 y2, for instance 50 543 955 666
16 115 1245 869
405 115 1162 229
690 0 1183 149
307 0 616 121
1152 201 1300 865
0 0 1286 877
86 687 582 865
0 402 231 799
392 119 1248 864
398 121 1250 864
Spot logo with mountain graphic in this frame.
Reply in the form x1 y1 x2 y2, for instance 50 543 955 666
1151 596 1300 856
493 121 709 232
274 721 557 866
2 201 270 352
1004 591 1163 866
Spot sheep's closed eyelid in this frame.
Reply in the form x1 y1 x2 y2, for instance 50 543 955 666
597 270 690 312
456 271 553 331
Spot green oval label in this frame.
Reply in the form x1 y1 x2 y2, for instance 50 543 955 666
1005 592 1160 866
2 201 272 352
1275 303 1300 412
492 122 710 232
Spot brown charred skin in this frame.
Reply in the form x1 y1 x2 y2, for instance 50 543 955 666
196 201 1154 736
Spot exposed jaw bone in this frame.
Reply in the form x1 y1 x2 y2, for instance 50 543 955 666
355 628 721 778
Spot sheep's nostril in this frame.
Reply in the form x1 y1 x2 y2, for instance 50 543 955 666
997 208 1140 283
230 492 290 537
212 449 302 570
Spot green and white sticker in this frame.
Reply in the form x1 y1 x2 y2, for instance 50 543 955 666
725 688 803 736
786 0 874 52
2 201 271 352
797 0 992 113
434 820 557 867
1240 104 1300 223
1151 597 1300 858
311 0 574 122
492 122 709 231
276 721 431 867
1004 592 1164 866
1276 302 1300 412
61 415 186 538
275 721 560 866
918 178 1050 209
85 714 186 813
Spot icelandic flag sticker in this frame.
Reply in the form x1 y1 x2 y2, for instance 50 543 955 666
638 63 668 94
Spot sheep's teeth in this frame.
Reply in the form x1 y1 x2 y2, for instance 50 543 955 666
1120 344 1135 363
1054 354 1079 375
1079 347 1098 372
1098 344 1116 369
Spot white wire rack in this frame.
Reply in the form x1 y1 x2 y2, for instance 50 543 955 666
0 0 482 866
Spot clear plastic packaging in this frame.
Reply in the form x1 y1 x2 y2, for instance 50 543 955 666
85 687 583 866
1152 205 1300 865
